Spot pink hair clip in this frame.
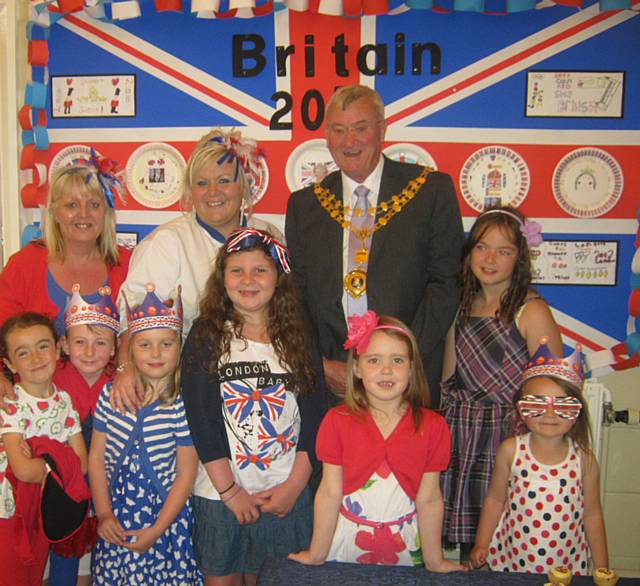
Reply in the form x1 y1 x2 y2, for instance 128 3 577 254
343 310 410 354
521 219 543 248
344 311 379 354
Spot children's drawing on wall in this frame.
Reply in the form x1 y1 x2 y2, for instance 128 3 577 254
531 240 618 286
63 79 73 114
526 71 624 118
52 75 135 118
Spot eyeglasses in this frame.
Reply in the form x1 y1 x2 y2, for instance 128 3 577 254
517 395 582 420
327 120 383 138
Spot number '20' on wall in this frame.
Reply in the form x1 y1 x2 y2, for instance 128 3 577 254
270 90 327 131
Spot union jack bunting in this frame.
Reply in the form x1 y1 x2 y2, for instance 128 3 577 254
223 380 287 423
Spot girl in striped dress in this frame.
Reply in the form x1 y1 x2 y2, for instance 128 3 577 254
440 207 562 560
89 284 202 585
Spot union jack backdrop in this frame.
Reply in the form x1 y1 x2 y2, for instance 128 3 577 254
23 1 640 371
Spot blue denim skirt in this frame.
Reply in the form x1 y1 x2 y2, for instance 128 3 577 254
193 487 312 576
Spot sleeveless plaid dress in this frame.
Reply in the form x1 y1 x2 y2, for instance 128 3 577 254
440 313 530 544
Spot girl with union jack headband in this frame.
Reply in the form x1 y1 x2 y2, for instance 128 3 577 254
181 228 327 585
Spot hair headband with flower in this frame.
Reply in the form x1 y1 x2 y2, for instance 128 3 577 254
480 208 543 248
225 228 291 274
209 132 265 183
343 310 411 355
83 148 126 209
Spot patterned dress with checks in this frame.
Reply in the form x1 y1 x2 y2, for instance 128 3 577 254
440 308 531 544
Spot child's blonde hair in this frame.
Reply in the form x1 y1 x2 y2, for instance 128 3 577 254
62 323 116 364
345 315 429 429
128 329 182 405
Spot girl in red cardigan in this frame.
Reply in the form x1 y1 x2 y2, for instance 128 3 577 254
290 312 465 572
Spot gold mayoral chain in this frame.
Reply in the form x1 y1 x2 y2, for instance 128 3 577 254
314 166 432 299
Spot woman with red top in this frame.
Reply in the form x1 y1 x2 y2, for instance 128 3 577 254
0 156 130 586
290 311 465 572
0 156 131 401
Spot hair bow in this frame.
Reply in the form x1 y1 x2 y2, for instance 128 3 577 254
209 134 265 183
86 148 125 208
343 311 380 354
225 228 291 274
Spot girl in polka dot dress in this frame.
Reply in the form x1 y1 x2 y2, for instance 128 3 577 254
469 340 609 575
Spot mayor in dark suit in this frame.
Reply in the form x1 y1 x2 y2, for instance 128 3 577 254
285 85 464 407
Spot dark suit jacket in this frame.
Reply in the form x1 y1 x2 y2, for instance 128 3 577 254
285 156 464 407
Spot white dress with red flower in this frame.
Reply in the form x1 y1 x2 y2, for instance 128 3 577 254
0 384 81 518
487 433 589 575
327 459 423 566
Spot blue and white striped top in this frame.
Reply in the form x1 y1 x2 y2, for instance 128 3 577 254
94 382 194 498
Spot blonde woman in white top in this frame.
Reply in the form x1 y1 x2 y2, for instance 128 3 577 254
112 129 281 411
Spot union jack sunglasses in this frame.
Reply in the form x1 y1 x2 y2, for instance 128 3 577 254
517 395 582 420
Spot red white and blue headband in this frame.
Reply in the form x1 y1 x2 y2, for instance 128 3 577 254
343 310 411 355
480 208 543 248
225 229 291 274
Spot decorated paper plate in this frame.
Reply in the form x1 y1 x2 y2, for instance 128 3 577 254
459 145 530 212
126 142 186 209
285 139 338 192
383 143 437 169
48 144 97 183
552 148 623 218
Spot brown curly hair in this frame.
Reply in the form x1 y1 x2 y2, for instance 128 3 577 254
345 315 429 429
189 234 315 395
459 206 533 325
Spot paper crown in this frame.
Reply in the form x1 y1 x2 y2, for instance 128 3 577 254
123 283 183 335
64 284 119 333
522 338 585 390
